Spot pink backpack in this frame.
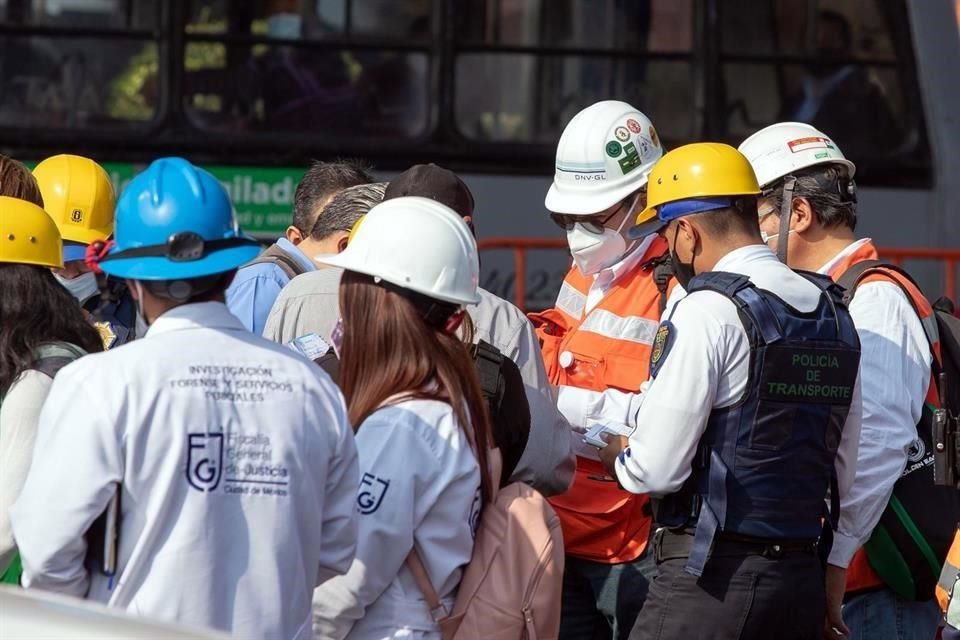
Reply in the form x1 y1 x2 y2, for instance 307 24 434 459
407 447 565 639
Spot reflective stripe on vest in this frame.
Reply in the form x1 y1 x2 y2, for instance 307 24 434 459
579 309 659 345
556 281 586 319
830 241 946 595
539 237 668 563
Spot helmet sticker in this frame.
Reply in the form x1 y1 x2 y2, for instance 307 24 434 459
626 118 642 134
787 137 836 153
605 141 623 158
618 142 642 175
615 126 631 142
649 126 660 148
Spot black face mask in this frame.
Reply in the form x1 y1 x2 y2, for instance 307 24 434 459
670 224 697 289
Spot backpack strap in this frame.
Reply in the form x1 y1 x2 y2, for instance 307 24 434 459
837 260 941 365
473 340 505 413
30 342 86 378
248 243 306 280
407 547 450 624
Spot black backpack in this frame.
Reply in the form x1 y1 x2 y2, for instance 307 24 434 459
309 340 531 487
838 260 960 600
471 340 531 486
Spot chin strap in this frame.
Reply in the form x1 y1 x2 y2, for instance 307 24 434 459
776 176 797 264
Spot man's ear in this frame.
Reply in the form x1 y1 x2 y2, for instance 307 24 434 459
336 234 349 253
462 215 476 238
792 197 815 233
285 225 304 245
677 218 698 246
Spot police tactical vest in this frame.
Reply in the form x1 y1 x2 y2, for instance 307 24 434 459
84 277 138 348
654 271 861 576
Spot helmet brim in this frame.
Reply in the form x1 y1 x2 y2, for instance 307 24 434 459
100 244 262 280
544 177 648 216
62 242 89 262
318 252 482 306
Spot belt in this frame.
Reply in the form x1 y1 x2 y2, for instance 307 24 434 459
652 527 818 564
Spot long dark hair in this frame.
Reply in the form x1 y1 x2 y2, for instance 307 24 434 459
0 264 104 396
338 270 495 503
0 155 43 205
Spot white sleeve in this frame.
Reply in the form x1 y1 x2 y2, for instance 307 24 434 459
828 282 930 567
557 384 647 432
310 384 359 586
312 411 441 639
506 317 575 496
0 372 53 573
614 301 727 496
9 365 123 596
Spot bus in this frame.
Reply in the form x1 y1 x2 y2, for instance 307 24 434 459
1 0 957 309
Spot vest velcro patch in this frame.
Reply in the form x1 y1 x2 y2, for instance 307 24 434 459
649 321 674 378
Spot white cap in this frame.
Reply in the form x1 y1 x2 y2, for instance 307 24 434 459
738 122 856 189
545 100 663 215
318 196 481 306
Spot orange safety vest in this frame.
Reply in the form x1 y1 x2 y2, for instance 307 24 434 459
938 529 960 615
529 237 670 563
826 240 944 594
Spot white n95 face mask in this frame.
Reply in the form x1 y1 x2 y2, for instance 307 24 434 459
566 214 631 276
54 271 100 304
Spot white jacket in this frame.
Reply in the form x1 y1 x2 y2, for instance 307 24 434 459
312 398 481 640
10 302 359 640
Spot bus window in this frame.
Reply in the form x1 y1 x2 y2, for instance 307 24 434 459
453 0 695 143
315 0 432 39
0 0 156 29
182 0 431 137
0 0 160 129
719 0 930 176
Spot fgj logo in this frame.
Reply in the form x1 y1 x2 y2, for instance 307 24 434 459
357 473 390 514
186 432 224 492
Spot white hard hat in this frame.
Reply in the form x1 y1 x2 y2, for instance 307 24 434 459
318 196 481 306
545 100 663 215
738 122 856 189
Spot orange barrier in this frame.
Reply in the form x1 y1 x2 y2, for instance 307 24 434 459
877 247 960 304
478 237 960 311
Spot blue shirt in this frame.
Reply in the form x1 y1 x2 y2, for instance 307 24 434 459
226 237 316 335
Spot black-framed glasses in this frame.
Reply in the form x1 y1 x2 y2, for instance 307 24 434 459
549 191 646 233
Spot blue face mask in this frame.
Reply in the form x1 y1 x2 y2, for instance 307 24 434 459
267 12 303 40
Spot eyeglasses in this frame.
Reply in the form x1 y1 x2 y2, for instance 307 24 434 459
550 192 646 233
758 204 777 221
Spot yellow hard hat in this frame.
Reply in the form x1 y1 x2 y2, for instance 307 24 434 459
0 196 64 268
347 214 366 245
32 154 115 247
630 143 760 238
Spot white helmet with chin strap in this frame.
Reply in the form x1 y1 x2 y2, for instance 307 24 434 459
545 100 663 215
738 122 856 263
738 121 856 189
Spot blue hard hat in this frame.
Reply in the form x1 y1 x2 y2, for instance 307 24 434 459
99 158 260 280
